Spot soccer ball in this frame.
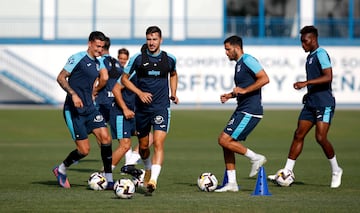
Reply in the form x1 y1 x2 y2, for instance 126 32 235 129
275 168 295 187
132 169 145 187
114 178 136 199
197 172 218 192
88 172 108 190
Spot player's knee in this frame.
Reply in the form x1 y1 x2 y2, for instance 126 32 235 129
78 147 90 156
315 134 327 144
122 140 131 151
218 135 227 147
100 134 112 145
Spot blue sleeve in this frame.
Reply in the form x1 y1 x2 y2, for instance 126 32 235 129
63 51 86 73
167 52 177 71
98 56 107 70
243 54 263 74
317 48 332 69
124 52 141 74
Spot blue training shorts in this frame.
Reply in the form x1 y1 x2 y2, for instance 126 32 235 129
109 113 136 139
135 108 171 138
63 109 107 140
223 110 261 141
298 106 335 124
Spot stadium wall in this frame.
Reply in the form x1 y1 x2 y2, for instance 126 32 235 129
0 45 359 108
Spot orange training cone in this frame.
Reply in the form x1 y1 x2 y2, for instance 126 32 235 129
251 166 272 196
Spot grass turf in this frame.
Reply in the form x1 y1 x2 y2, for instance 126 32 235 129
0 109 359 212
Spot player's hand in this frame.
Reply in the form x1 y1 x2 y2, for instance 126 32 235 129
170 96 179 104
220 94 230 104
72 94 83 108
139 92 153 104
123 108 135 119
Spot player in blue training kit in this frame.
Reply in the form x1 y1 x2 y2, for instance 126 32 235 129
121 26 179 195
95 36 122 122
53 31 114 189
268 26 343 188
215 35 269 192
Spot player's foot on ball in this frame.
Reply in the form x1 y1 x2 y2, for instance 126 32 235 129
267 174 276 181
267 174 277 184
120 165 143 178
214 183 239 192
145 180 157 196
249 154 267 177
331 168 343 188
52 166 70 188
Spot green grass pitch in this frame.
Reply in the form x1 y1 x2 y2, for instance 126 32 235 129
0 109 359 212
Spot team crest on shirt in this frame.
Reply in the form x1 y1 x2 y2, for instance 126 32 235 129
67 57 75 65
154 115 164 124
94 114 104 122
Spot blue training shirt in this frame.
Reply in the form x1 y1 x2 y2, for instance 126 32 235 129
234 53 264 115
124 50 176 111
96 54 123 107
304 47 335 107
63 51 105 115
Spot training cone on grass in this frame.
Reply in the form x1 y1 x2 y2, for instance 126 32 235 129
251 166 272 196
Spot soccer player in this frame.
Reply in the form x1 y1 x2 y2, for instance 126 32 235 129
117 48 130 68
215 35 269 192
121 26 179 195
96 36 122 123
52 31 114 189
268 25 343 188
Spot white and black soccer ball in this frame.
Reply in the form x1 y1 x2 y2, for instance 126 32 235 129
197 172 218 192
275 168 295 187
88 172 108 190
114 178 136 199
132 169 145 188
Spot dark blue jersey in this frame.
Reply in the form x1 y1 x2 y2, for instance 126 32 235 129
125 50 176 111
96 54 123 107
234 53 264 115
304 47 335 107
63 51 105 115
112 71 138 115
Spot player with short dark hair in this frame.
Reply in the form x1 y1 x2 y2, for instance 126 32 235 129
121 25 179 195
268 25 343 188
53 31 114 189
215 35 269 192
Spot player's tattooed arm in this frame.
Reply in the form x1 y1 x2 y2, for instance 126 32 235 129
57 69 83 108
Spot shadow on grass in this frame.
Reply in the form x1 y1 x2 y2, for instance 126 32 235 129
32 180 87 188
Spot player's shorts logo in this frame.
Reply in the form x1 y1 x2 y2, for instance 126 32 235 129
154 115 164 124
94 115 104 122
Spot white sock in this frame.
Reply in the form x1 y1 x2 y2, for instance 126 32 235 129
105 173 113 182
128 151 141 165
150 164 161 182
143 157 152 170
59 163 67 174
124 149 133 165
111 165 116 171
244 148 257 161
284 158 296 171
329 155 341 173
227 170 237 184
